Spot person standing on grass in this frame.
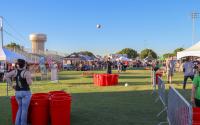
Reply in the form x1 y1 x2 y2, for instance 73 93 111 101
166 56 176 84
117 60 121 73
193 57 200 76
191 72 200 107
124 61 129 71
183 57 195 89
106 57 112 74
153 61 160 72
4 59 32 125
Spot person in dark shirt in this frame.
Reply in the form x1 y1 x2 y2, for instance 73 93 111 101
5 59 32 125
193 58 200 76
153 61 160 72
106 58 112 74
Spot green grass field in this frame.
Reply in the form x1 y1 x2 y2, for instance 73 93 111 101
0 70 193 125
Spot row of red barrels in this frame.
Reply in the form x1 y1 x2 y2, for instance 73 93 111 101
11 91 71 125
93 74 119 86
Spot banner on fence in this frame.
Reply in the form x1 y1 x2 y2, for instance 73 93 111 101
167 85 192 125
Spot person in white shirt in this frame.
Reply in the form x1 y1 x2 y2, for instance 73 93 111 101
183 57 195 89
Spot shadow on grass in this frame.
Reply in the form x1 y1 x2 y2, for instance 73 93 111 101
66 82 93 86
34 75 81 81
58 76 79 80
31 82 93 86
59 72 82 76
71 91 165 125
175 88 191 102
118 81 150 86
0 96 12 125
119 75 150 79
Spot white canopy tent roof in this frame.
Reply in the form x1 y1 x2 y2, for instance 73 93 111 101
0 48 27 63
144 56 154 61
116 56 131 61
177 41 200 59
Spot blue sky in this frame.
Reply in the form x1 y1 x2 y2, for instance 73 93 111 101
1 0 200 56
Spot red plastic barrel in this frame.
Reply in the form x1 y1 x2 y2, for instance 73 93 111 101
11 96 32 124
115 74 119 85
98 75 103 86
106 74 112 86
50 96 71 125
94 74 119 86
98 74 103 86
193 107 200 124
110 74 115 85
103 74 108 86
49 91 66 96
30 93 49 125
95 74 99 85
111 74 118 85
51 93 71 99
10 96 18 124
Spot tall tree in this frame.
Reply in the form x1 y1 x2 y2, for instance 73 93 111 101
140 49 157 59
6 42 23 50
79 51 95 57
173 48 184 55
162 53 174 59
117 48 138 58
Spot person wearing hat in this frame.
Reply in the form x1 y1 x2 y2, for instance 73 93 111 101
4 59 32 125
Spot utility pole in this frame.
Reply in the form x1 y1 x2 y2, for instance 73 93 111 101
0 16 3 48
191 11 199 45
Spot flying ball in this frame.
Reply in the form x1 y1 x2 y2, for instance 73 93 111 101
96 24 101 29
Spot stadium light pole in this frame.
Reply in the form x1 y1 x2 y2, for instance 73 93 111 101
0 16 3 48
191 11 199 45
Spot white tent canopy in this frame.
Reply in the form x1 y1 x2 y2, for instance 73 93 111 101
0 48 27 63
116 56 130 61
144 56 154 61
177 41 200 59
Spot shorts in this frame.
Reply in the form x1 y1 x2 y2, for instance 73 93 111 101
167 70 174 76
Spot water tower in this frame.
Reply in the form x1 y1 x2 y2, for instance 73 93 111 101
29 33 47 54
